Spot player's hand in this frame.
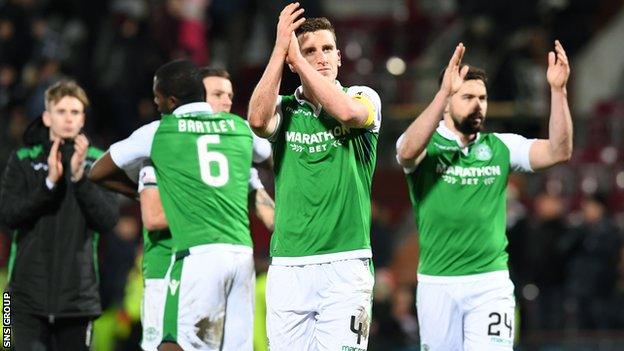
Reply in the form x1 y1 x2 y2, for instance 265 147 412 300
547 40 570 92
70 134 89 182
275 2 305 58
440 43 469 97
47 138 63 184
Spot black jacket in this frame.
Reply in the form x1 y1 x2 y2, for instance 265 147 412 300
0 118 119 319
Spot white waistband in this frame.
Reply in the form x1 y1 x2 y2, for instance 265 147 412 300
418 270 509 284
187 243 253 256
271 249 372 266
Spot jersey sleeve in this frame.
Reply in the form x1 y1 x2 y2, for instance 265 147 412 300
109 120 160 169
347 86 382 133
494 133 536 172
252 131 272 163
267 95 284 143
244 120 272 163
122 158 146 183
248 167 264 193
395 133 418 174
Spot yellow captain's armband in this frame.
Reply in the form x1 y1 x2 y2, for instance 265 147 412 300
352 93 376 128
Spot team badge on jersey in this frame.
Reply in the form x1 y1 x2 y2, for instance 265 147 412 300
474 144 493 161
144 327 159 342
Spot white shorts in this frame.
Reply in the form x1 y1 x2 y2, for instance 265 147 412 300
417 270 515 351
141 278 168 351
266 258 374 351
162 245 255 351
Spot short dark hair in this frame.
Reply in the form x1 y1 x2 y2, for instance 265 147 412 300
154 59 205 105
199 67 230 80
438 64 488 87
295 17 336 43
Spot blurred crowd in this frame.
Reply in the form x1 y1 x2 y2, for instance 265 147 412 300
2 0 624 349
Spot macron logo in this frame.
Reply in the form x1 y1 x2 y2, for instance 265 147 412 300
169 279 180 295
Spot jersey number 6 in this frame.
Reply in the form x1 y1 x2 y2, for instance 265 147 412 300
197 135 229 187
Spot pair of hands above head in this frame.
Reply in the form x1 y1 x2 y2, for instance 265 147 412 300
439 40 570 98
274 2 306 68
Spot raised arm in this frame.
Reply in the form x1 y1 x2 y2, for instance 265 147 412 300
396 43 468 168
286 33 373 128
89 121 159 197
248 3 305 137
529 40 573 171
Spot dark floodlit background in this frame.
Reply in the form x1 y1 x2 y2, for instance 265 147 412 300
1 0 624 350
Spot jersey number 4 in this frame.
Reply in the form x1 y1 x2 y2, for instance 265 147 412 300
197 135 229 187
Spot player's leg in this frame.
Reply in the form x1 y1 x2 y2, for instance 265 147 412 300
141 278 168 351
11 312 50 350
266 264 317 350
416 280 464 350
222 252 255 350
51 317 93 351
174 250 238 350
314 259 374 351
463 276 515 350
160 257 185 350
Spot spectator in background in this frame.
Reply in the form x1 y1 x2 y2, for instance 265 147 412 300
369 274 418 350
92 1 155 139
0 80 119 350
504 178 533 333
0 64 17 110
0 9 30 70
370 200 396 269
23 58 64 121
526 191 568 331
99 212 141 312
505 178 530 295
169 0 210 65
563 193 622 330
0 105 28 177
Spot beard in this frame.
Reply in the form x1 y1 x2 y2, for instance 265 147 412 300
453 111 485 135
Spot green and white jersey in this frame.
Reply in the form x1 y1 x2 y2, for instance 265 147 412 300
142 228 172 279
269 84 382 265
137 165 173 279
398 121 535 277
135 137 264 280
110 102 253 252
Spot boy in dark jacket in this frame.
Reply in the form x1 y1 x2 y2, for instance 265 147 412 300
0 80 119 350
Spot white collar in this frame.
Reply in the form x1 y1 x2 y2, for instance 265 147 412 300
436 120 481 152
293 81 343 116
172 102 213 115
293 80 343 103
